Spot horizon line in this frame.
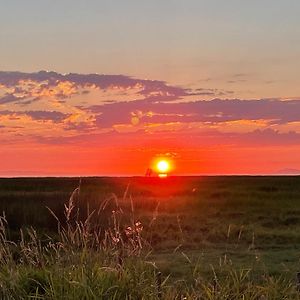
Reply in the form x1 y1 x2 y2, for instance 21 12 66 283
1 174 300 179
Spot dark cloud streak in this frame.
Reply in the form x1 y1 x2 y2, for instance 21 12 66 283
89 98 300 127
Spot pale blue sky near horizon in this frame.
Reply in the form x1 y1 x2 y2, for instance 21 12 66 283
1 0 300 97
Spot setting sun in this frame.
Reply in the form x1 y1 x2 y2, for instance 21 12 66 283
156 160 170 173
148 157 174 177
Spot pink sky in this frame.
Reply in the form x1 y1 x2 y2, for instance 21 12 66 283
0 71 300 176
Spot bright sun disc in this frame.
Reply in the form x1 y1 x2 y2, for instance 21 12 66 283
157 160 170 173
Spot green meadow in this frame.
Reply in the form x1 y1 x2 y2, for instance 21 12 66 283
0 176 300 299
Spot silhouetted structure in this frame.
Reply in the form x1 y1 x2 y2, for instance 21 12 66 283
145 168 153 177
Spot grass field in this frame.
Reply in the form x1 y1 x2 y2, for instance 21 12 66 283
0 176 300 298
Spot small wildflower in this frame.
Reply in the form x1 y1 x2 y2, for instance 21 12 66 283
125 226 133 237
112 236 120 244
135 221 143 233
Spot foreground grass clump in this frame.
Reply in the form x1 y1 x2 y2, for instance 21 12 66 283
1 263 299 299
0 184 299 299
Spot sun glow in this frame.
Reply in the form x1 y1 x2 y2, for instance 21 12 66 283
148 156 174 178
158 173 168 178
157 160 170 173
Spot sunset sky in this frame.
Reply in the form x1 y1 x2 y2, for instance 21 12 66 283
1 1 300 176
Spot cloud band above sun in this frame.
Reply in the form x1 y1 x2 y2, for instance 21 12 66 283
0 71 300 176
